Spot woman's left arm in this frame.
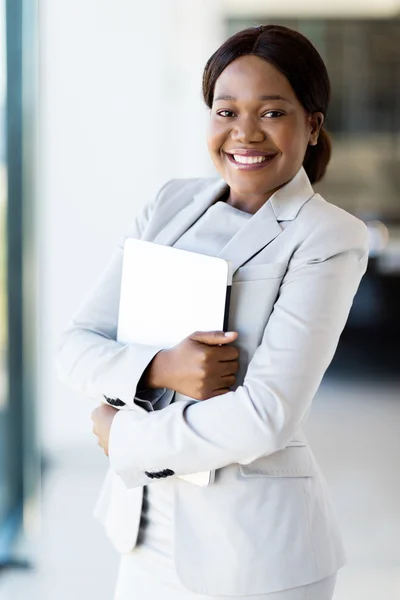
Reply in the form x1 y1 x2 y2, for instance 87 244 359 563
105 216 369 489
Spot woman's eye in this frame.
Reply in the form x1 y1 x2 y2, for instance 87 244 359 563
217 110 235 118
263 111 284 118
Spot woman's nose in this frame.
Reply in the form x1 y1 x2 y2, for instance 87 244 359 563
231 117 265 144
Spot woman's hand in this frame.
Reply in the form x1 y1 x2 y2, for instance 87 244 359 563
91 404 118 456
143 330 240 400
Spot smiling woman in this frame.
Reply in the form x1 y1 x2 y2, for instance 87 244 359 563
57 24 369 600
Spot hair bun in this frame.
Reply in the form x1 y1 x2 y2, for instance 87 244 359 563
304 128 332 184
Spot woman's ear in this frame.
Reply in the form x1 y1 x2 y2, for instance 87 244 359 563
308 112 324 146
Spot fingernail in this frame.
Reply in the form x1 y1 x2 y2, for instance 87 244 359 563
224 331 235 336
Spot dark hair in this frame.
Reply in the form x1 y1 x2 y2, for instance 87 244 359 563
202 25 332 184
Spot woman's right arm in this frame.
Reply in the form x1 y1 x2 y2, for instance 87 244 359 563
56 181 174 407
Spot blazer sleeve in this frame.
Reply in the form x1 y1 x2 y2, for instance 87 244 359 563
55 181 175 408
108 215 370 489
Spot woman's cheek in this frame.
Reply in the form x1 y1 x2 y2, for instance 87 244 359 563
208 133 228 160
207 126 223 154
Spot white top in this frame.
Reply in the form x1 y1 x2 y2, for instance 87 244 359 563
173 198 252 255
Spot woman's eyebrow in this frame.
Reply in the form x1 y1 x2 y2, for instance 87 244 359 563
214 94 293 104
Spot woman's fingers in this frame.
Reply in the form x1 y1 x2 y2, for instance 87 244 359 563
206 375 236 396
220 360 239 377
220 374 237 388
219 345 240 361
210 388 231 397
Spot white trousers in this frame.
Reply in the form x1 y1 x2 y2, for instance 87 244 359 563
113 546 337 600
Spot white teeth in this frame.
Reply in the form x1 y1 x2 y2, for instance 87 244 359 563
233 154 268 164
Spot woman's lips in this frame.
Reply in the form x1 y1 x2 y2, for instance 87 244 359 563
225 152 278 171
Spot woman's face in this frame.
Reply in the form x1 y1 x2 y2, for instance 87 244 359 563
206 55 323 212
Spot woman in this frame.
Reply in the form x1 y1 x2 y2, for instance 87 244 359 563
57 25 369 599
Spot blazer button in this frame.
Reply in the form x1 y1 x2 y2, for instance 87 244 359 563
103 395 126 407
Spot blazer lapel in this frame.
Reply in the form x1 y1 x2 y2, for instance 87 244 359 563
152 179 227 247
217 167 315 273
269 166 315 221
153 167 315 275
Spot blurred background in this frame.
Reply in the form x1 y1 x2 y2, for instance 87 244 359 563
0 1 399 598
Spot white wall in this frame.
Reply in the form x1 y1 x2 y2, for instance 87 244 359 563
39 0 223 452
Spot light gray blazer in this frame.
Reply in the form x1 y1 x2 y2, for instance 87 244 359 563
56 167 369 596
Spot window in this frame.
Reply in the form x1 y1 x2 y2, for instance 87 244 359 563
0 0 38 564
0 0 8 535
